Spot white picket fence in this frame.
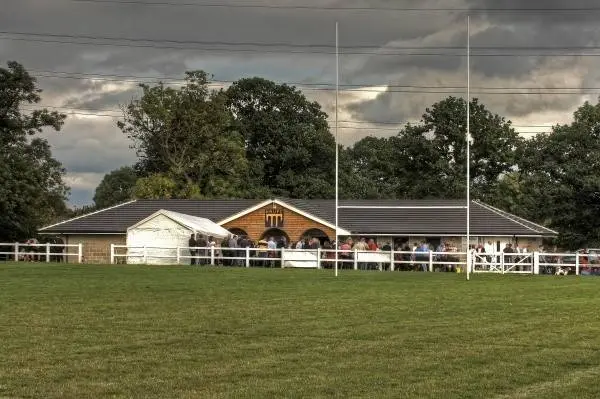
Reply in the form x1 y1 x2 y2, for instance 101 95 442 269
0 243 83 263
109 245 599 275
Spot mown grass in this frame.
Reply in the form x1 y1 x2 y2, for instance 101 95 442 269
1 263 599 398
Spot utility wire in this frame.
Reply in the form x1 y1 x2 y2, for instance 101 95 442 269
29 69 600 90
70 0 600 13
30 72 600 95
5 30 600 51
20 104 555 132
5 35 600 57
28 69 600 92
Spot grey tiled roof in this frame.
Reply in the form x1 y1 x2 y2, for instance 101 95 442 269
41 199 263 234
40 198 557 236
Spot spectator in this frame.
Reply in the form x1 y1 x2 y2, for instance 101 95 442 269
188 234 197 265
309 238 320 250
416 242 428 271
196 235 208 265
367 239 378 251
503 243 515 268
257 240 268 267
267 236 277 266
339 238 353 268
228 235 239 266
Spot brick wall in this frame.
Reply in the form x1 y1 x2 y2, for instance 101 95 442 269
223 204 335 243
66 234 126 264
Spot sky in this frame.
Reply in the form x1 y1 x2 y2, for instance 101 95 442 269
2 0 600 206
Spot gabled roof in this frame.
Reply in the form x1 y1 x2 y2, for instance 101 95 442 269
128 209 231 239
39 198 557 237
217 198 351 236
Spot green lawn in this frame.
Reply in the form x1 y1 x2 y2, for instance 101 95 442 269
1 264 600 399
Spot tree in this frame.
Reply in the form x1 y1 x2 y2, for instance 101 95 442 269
341 97 521 201
0 61 68 241
340 138 397 199
119 71 249 198
132 173 203 199
401 97 522 200
225 78 336 198
93 166 138 208
516 100 600 249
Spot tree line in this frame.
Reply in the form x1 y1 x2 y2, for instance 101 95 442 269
2 62 599 249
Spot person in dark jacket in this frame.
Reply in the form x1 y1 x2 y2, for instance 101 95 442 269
196 235 208 265
188 234 197 265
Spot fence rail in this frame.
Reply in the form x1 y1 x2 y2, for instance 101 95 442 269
109 245 600 276
1 242 596 275
0 243 83 263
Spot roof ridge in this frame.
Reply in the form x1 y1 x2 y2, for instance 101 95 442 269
39 200 138 231
475 201 558 234
473 201 554 235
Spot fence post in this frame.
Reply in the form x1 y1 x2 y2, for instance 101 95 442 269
110 244 115 264
176 247 180 264
317 247 322 269
77 243 83 264
390 249 395 272
501 253 505 274
45 242 51 263
245 247 250 268
210 246 215 266
280 247 285 268
533 252 539 275
354 249 358 270
428 251 434 272
143 246 147 264
575 253 580 276
14 243 19 262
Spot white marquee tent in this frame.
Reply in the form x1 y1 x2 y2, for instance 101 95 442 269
126 209 231 265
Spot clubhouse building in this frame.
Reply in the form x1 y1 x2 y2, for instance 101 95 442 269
39 198 557 264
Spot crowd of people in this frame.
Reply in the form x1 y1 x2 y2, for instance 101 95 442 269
185 234 467 271
184 233 600 275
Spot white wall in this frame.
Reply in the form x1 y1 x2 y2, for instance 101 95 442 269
127 214 191 265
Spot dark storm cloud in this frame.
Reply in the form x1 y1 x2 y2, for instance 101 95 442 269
467 0 600 24
2 0 598 204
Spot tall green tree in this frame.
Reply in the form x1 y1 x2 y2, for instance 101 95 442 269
342 97 522 201
0 61 69 241
401 97 522 199
93 166 138 208
516 100 600 249
340 137 398 199
119 71 249 198
225 78 336 198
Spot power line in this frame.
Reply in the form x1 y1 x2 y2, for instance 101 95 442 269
21 104 555 132
28 69 600 93
6 31 600 51
70 0 600 13
30 72 600 95
5 35 600 57
21 106 550 134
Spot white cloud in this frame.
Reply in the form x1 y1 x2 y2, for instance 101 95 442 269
64 172 105 192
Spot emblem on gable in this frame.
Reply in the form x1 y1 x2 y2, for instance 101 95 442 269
265 205 284 228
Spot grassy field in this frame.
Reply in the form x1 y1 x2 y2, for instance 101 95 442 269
1 264 600 399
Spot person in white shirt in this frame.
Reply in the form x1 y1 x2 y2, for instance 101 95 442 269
484 241 494 255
